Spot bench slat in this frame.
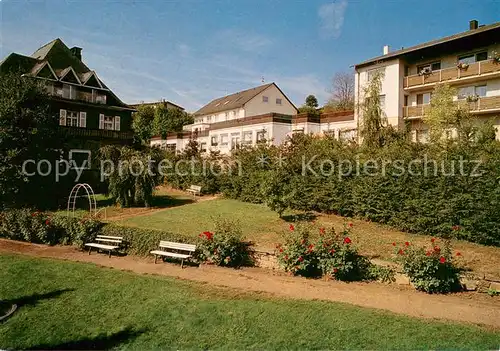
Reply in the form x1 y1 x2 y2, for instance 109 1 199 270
85 243 119 250
96 235 123 240
159 241 196 251
150 250 191 259
95 238 122 243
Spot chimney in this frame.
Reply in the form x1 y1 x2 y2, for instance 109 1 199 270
383 45 390 55
70 46 82 61
469 20 478 30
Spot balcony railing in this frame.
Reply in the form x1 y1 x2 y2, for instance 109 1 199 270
60 126 134 140
404 59 500 89
403 95 500 118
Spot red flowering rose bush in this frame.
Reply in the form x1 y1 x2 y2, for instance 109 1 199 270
276 223 391 281
395 239 463 293
195 218 251 268
275 224 319 276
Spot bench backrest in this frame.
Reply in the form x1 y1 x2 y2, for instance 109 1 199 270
96 235 123 243
189 185 202 192
159 241 196 252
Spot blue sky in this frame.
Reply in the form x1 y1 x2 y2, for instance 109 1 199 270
1 0 498 111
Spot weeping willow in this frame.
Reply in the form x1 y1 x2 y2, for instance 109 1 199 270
99 146 164 207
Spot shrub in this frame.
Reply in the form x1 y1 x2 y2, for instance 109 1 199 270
395 238 463 293
195 218 251 267
275 224 319 276
315 225 372 281
275 223 376 281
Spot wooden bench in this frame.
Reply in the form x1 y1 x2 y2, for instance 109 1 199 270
85 235 123 257
186 185 202 198
150 241 196 268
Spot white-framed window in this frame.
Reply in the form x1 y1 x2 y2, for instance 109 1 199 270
62 84 77 100
220 133 229 146
367 67 386 82
231 132 240 149
225 112 229 120
69 149 91 170
458 51 488 65
262 96 269 103
242 131 253 144
232 110 237 117
276 98 282 105
67 111 79 127
104 116 114 130
99 114 120 130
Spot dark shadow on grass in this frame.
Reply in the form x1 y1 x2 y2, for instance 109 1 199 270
28 327 147 350
282 212 318 223
2 289 74 308
151 195 194 208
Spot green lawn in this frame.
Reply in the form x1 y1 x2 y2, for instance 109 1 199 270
118 198 285 246
1 254 499 350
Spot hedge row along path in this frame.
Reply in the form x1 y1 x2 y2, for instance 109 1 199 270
1 238 499 329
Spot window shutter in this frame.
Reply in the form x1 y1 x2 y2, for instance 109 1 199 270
99 114 105 129
79 112 87 128
114 116 121 131
59 109 67 126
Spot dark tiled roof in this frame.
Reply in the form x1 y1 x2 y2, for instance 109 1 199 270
193 83 274 116
355 21 500 68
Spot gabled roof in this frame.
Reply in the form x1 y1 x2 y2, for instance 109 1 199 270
194 83 275 116
355 21 500 68
0 38 132 109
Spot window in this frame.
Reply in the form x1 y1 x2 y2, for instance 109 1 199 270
276 98 282 105
367 67 385 82
417 61 441 74
232 110 237 117
220 134 229 146
211 135 218 146
417 93 431 105
67 111 79 127
200 143 207 153
62 84 77 100
458 85 487 99
404 95 409 107
230 132 240 149
69 149 91 170
242 131 253 144
475 85 487 97
102 116 115 130
225 112 229 120
379 95 386 112
95 94 106 104
262 96 269 103
458 51 487 64
256 129 267 142
339 129 357 141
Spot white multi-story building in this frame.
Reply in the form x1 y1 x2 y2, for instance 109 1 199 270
151 82 357 153
354 20 500 141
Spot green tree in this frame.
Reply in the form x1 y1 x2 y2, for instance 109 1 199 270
132 105 155 144
0 72 61 209
153 105 193 139
359 71 387 148
99 145 164 207
305 95 319 108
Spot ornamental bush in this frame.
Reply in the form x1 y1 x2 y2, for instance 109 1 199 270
395 238 463 293
275 223 383 281
195 218 251 267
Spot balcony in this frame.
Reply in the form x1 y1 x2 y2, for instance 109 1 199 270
402 95 500 119
60 126 134 140
404 59 500 90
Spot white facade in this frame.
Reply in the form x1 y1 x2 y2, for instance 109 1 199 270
354 22 500 141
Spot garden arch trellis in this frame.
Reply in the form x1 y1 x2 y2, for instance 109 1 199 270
67 183 97 217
